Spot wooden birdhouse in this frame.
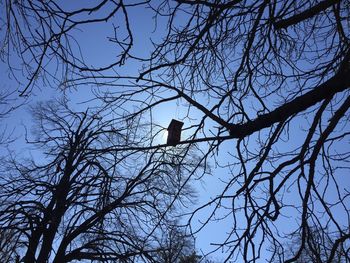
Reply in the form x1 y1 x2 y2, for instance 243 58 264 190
167 119 184 146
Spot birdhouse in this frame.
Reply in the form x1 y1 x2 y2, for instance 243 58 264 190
167 119 184 146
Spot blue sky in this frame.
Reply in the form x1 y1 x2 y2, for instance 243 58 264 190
0 3 239 260
1 1 349 262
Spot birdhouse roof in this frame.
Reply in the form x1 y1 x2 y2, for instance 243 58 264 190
167 119 184 130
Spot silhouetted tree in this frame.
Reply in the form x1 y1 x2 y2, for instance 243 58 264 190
153 220 197 263
1 1 350 262
273 226 350 262
0 100 196 262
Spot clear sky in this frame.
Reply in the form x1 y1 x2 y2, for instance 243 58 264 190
1 1 349 262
